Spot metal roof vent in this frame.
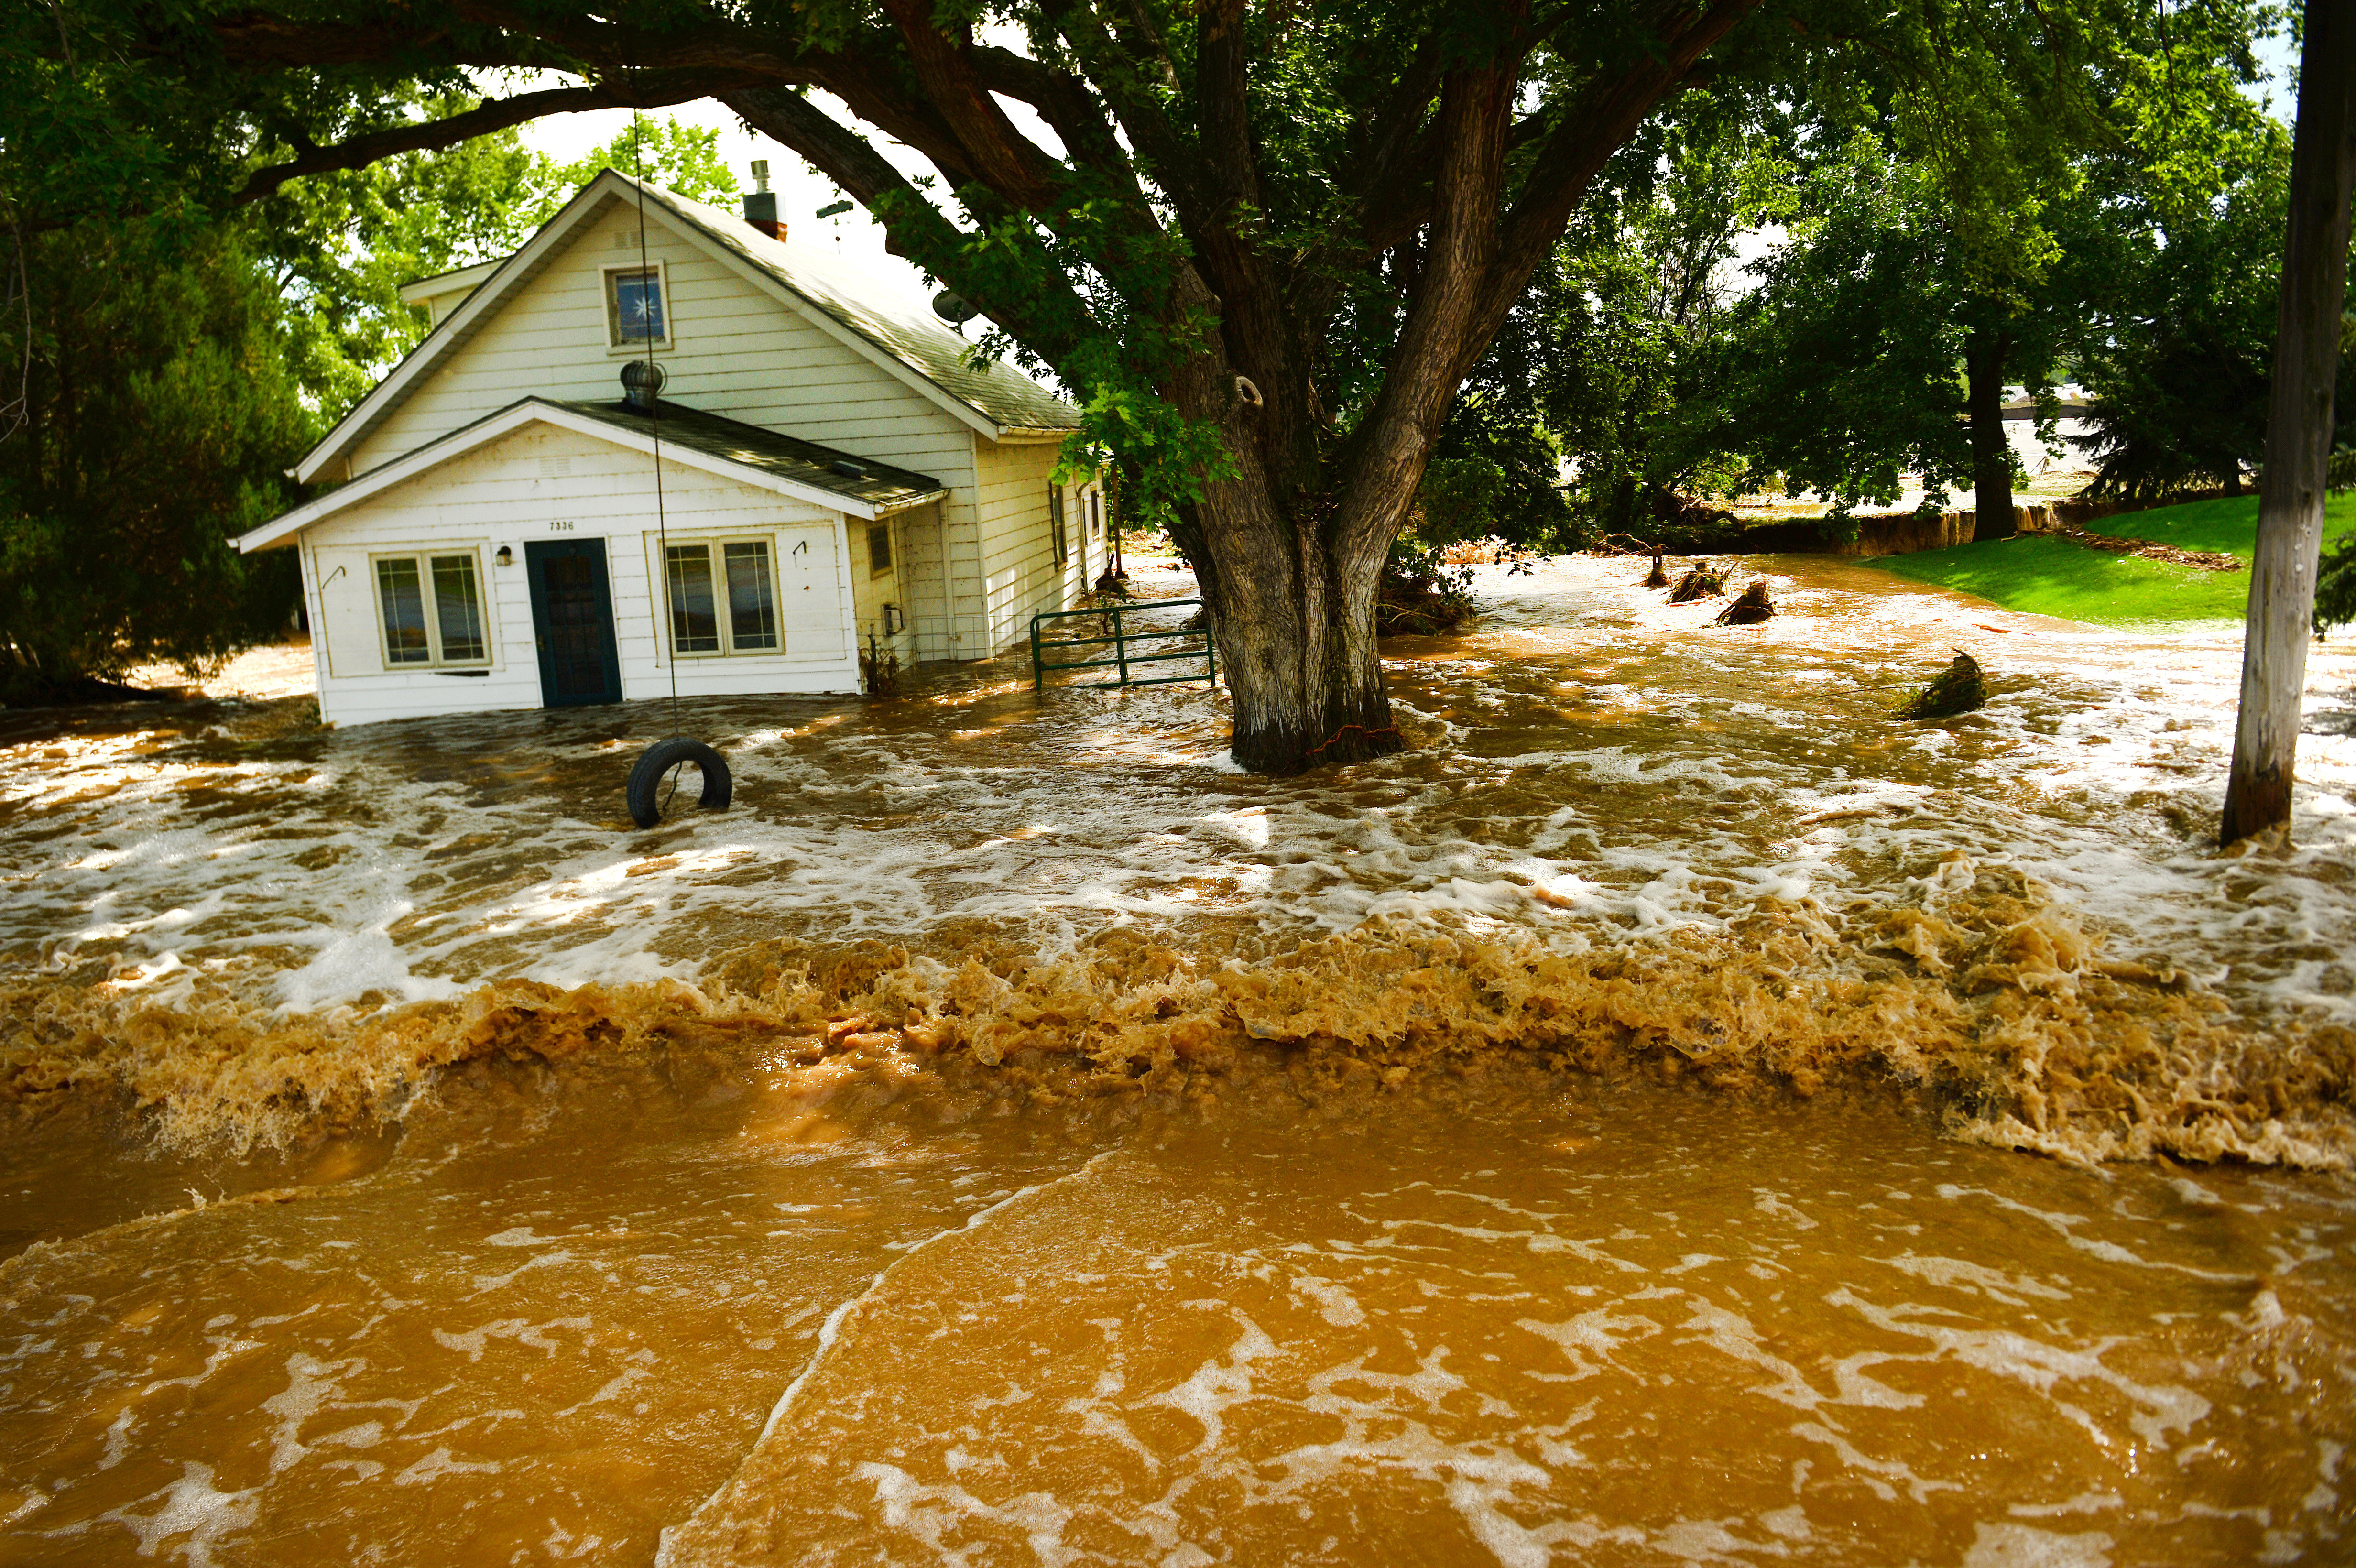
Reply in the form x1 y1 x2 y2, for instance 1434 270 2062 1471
620 359 667 413
829 458 869 479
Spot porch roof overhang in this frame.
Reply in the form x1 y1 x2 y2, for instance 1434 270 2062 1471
238 396 949 554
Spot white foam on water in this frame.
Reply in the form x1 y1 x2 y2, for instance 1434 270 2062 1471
1963 1522 2116 1568
20 570 2351 1044
277 920 463 1013
85 1462 260 1568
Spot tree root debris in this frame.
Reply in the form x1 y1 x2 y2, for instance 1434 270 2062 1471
1903 651 1987 718
1667 565 1725 603
2059 526 2243 572
1714 581 1776 624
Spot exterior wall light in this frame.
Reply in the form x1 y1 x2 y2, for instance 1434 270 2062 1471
495 546 513 567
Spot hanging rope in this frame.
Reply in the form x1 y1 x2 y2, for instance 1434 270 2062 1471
622 110 697 821
606 88 732 831
629 113 683 737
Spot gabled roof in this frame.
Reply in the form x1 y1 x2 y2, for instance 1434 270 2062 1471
299 169 1076 485
395 258 499 319
240 396 948 553
647 185 1080 438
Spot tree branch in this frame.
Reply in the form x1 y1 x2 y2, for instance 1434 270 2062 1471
230 80 726 206
1329 47 1521 571
1471 0 1761 357
721 87 1100 372
876 0 1064 208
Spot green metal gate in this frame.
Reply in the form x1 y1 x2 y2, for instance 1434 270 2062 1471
1030 599 1217 691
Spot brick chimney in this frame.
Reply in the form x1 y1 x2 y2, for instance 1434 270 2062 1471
743 161 785 241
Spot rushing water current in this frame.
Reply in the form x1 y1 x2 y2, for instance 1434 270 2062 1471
3 555 2354 1564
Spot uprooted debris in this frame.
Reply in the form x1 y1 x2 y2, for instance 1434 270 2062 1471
1376 549 1476 636
1714 581 1776 624
2059 526 2243 572
1902 651 1987 719
1667 565 1725 603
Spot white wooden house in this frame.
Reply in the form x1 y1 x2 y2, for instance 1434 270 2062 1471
237 170 1110 727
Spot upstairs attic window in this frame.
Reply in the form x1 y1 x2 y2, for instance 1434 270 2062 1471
605 265 668 348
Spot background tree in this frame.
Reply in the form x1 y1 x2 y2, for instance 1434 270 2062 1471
1666 131 1996 518
1632 0 2286 529
1428 124 1791 546
0 217 308 701
2060 8 2345 502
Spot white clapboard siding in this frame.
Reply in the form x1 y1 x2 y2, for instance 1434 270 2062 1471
849 501 939 665
966 439 1106 653
351 208 972 478
344 205 1012 661
305 197 1123 673
300 423 860 726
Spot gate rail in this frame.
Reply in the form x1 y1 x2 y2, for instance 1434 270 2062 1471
1030 598 1216 691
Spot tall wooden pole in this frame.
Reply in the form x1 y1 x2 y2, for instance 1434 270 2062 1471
2222 0 2356 846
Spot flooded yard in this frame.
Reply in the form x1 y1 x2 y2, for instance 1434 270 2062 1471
3 555 2352 1564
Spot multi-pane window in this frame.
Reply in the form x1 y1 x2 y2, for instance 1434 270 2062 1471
605 266 667 346
375 552 489 668
665 539 779 656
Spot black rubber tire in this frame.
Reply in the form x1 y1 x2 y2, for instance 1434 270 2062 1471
626 736 731 828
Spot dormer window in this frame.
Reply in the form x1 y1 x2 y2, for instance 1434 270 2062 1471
604 264 669 348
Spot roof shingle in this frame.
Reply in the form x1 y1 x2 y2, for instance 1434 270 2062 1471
540 397 949 511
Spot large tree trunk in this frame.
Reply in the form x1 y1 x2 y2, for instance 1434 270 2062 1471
1175 357 1405 773
1964 325 2016 540
1187 487 1396 774
2222 0 2356 845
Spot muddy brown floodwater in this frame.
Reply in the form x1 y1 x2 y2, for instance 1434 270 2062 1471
2 555 2353 1565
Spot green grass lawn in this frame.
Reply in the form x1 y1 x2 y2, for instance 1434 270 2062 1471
1859 493 2356 626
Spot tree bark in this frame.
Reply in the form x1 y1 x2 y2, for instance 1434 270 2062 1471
2222 0 2356 845
1964 324 2016 540
1189 484 1395 774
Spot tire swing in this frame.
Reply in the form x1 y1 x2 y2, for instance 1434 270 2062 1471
618 120 731 832
627 735 731 828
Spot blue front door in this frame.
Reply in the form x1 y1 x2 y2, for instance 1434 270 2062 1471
524 539 623 707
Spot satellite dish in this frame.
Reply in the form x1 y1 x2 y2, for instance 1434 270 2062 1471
932 290 980 326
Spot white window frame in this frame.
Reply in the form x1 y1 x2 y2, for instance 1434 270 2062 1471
662 533 785 659
601 260 674 353
370 547 493 671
